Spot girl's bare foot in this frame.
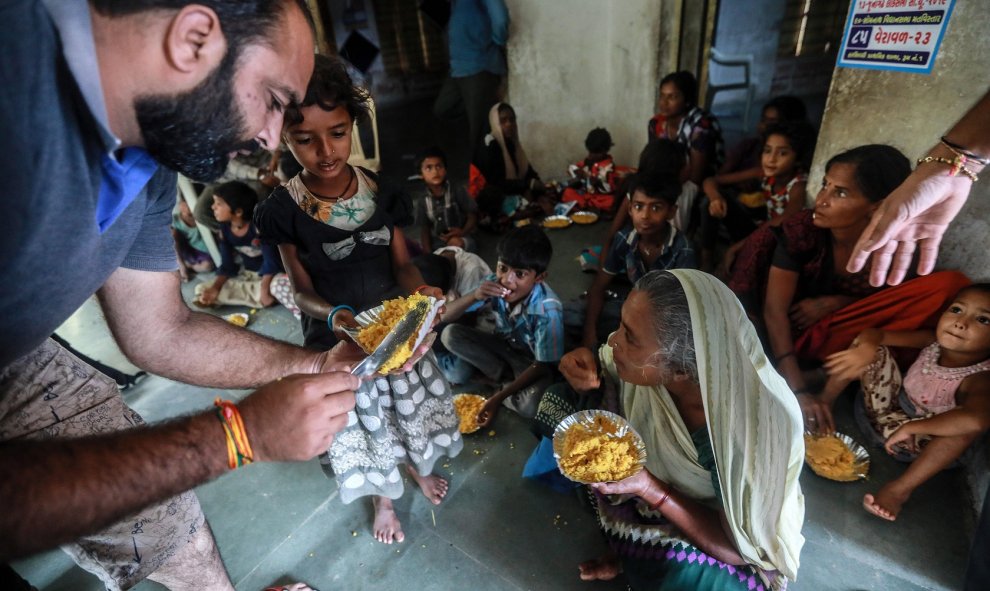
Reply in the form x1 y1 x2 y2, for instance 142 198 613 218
863 482 911 521
372 496 405 544
578 553 621 581
407 467 449 505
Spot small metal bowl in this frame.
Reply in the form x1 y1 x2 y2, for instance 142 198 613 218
552 410 648 484
804 431 871 482
570 211 599 225
542 215 573 229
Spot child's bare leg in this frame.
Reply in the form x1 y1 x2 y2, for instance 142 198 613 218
406 464 448 505
372 496 404 544
578 550 621 581
864 432 980 521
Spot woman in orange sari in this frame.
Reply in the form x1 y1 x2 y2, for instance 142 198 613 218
729 145 969 431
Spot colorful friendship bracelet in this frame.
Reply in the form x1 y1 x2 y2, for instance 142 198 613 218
327 304 356 330
917 155 979 182
214 398 254 469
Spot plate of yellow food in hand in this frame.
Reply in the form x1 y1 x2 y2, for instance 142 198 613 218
452 393 486 434
553 410 647 484
803 432 870 482
570 211 599 225
351 293 442 374
542 215 572 229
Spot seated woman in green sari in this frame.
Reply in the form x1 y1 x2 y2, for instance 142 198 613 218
563 270 805 590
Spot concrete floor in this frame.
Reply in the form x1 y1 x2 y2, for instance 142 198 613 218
12 99 978 590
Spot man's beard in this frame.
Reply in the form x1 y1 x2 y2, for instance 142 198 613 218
134 54 259 182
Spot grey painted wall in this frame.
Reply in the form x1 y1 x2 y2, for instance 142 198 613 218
503 0 669 176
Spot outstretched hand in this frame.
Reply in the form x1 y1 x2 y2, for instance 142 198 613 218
847 167 972 286
823 342 877 382
239 371 358 462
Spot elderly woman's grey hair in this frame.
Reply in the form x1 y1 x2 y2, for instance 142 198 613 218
633 271 698 383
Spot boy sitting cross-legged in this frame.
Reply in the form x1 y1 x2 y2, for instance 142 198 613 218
440 226 564 427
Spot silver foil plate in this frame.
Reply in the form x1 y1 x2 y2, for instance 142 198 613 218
552 409 648 484
804 431 871 482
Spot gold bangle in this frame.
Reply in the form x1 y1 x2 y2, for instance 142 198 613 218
916 155 979 182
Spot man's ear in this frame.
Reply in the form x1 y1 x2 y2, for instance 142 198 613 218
163 5 226 76
534 270 547 283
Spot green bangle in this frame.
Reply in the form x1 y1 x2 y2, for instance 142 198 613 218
328 305 355 330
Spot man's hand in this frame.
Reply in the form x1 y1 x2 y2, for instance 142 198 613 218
238 372 358 462
847 167 972 286
559 347 600 393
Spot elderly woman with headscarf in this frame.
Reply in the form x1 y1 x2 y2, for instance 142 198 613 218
563 270 805 590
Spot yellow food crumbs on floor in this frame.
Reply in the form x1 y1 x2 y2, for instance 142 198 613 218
488 430 496 436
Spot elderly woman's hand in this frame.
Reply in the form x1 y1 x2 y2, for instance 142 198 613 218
559 347 600 393
590 468 655 499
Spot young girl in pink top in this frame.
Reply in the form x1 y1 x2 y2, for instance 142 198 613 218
807 283 990 521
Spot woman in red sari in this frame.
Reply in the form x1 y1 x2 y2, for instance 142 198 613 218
729 145 969 431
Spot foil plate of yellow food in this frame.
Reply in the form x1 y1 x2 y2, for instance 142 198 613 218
223 312 250 327
542 215 573 229
570 211 599 225
349 294 444 374
804 432 870 482
453 393 486 434
553 410 647 484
